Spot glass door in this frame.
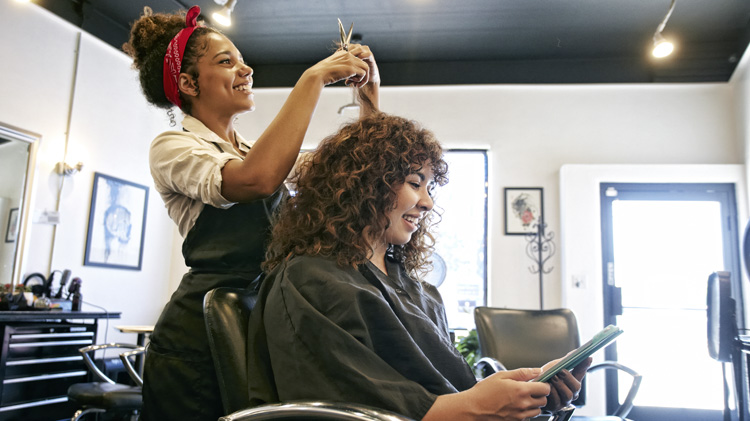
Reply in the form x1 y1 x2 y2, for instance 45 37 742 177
600 183 741 421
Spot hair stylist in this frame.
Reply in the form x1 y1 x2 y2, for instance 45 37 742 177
123 5 379 420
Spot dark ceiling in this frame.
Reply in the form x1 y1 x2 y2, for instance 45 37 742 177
35 0 750 88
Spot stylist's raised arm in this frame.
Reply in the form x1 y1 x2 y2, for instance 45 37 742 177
220 48 371 202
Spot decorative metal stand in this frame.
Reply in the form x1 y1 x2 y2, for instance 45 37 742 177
525 219 556 309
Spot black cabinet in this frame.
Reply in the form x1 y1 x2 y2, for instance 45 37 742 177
0 312 120 421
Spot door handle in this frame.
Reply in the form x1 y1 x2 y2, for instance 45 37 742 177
611 286 623 316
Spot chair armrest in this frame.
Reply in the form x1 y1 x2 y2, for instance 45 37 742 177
119 347 146 386
473 356 507 379
587 361 642 419
78 343 141 384
219 400 417 421
549 405 576 421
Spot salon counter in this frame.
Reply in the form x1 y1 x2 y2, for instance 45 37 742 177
0 310 120 322
0 310 120 420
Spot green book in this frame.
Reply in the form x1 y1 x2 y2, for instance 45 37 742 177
533 324 623 382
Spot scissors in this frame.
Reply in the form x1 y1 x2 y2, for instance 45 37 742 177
338 18 354 51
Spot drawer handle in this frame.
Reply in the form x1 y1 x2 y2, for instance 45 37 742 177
9 340 92 348
4 370 87 384
6 356 82 366
12 332 94 340
0 396 68 412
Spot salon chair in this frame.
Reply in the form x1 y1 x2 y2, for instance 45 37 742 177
708 271 750 421
203 287 416 421
67 343 143 421
473 307 641 421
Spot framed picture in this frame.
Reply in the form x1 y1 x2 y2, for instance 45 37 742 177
504 187 543 235
5 208 19 243
84 172 149 270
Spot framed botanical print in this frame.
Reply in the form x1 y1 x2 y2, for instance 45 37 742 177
504 187 543 235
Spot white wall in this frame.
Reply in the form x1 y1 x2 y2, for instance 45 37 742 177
731 38 750 210
238 82 740 311
0 1 175 343
729 25 750 337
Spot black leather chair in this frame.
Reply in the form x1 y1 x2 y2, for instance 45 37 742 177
203 287 416 421
67 343 143 421
708 271 750 421
473 307 641 421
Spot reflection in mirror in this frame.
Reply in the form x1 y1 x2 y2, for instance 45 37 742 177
0 123 39 289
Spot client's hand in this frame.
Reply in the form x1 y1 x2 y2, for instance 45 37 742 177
542 357 592 412
466 368 551 420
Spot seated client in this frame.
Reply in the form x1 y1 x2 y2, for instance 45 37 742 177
247 112 589 420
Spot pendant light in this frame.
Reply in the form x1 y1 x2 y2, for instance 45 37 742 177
652 0 676 58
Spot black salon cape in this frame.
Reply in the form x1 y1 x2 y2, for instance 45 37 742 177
247 255 477 420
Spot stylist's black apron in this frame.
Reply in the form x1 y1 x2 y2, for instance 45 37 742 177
141 187 285 421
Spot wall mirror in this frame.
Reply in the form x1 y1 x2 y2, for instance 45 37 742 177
0 122 39 288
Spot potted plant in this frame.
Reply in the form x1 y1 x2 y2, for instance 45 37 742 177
455 329 480 367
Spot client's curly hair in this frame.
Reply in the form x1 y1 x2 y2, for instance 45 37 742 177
263 112 449 279
122 7 220 115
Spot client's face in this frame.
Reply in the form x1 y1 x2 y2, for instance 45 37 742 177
384 165 435 246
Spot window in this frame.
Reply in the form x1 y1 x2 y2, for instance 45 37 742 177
433 150 488 329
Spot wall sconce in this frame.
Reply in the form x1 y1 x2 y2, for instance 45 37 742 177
212 0 237 27
652 0 676 58
55 161 83 176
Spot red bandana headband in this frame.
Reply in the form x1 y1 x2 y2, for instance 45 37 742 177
163 5 202 108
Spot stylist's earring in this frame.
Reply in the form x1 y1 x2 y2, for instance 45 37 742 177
167 109 176 127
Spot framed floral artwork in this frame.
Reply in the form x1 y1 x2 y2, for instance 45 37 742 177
504 187 543 235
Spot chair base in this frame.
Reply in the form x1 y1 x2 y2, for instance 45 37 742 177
72 407 140 421
72 407 105 421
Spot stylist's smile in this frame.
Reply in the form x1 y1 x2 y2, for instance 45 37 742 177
233 83 252 93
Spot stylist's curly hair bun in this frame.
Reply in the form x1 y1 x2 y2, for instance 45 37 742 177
123 7 218 113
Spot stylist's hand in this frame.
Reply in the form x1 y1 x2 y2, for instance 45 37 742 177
346 44 380 86
542 357 592 412
468 368 551 420
306 49 370 87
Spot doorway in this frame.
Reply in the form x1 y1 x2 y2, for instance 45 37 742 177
600 183 741 421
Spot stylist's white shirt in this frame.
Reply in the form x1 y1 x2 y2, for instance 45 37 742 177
149 115 251 237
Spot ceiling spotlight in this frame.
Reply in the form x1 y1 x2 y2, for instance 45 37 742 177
652 33 674 58
651 0 676 58
212 0 237 27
